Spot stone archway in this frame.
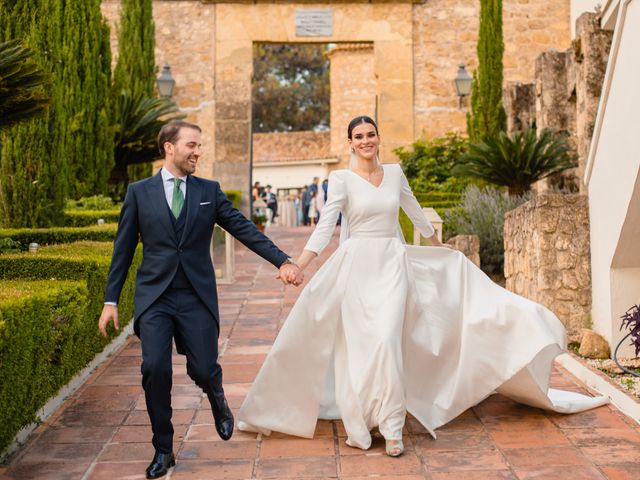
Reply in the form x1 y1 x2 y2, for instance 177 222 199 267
213 2 416 200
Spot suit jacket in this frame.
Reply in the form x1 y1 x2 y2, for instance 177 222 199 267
105 171 289 324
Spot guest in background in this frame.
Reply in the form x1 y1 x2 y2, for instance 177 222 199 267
280 193 297 227
252 181 262 202
261 185 278 226
294 191 303 226
315 179 326 219
301 185 311 226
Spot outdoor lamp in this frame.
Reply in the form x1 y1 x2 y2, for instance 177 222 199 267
454 64 473 109
156 64 176 98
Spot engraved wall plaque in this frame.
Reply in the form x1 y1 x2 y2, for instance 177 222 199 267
295 9 333 37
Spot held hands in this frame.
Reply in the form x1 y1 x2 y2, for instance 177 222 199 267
98 304 119 337
277 263 304 286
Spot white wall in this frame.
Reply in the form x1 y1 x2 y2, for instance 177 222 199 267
252 164 332 194
571 0 603 36
586 0 640 356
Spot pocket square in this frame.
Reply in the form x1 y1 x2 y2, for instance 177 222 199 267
199 201 212 206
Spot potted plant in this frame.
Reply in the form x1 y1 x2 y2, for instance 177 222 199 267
614 304 640 376
252 212 267 232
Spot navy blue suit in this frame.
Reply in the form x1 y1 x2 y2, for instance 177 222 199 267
105 171 289 452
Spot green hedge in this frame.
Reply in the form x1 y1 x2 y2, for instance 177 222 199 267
225 190 242 209
0 225 118 251
414 192 462 204
63 209 120 227
399 191 461 243
0 242 140 452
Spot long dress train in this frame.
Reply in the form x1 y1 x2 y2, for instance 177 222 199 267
237 164 608 449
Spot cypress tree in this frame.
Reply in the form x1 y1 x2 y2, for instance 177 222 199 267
467 0 507 142
0 0 113 227
0 0 66 227
112 0 156 182
57 0 113 199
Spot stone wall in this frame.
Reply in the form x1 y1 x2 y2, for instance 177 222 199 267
252 132 331 164
446 235 481 268
412 0 571 138
503 12 612 192
504 194 591 341
101 0 217 176
504 82 536 135
573 13 613 189
327 44 376 169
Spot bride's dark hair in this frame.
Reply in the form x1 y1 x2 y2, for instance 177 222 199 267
347 116 379 139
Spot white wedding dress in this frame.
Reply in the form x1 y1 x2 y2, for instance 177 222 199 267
237 164 608 449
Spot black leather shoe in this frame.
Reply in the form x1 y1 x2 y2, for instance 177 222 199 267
145 451 175 479
211 393 234 440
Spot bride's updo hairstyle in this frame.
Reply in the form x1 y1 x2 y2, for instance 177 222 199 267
347 116 379 139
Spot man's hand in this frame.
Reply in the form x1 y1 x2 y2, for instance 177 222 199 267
277 263 303 286
98 304 119 337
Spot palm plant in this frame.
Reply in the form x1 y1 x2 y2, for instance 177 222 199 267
110 90 184 186
453 128 576 196
0 40 50 131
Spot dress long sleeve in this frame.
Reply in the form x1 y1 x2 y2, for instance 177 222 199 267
303 171 347 254
399 167 435 238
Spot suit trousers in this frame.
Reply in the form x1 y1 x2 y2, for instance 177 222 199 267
138 286 222 453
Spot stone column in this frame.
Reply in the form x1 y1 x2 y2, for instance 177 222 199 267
327 44 376 170
504 82 536 135
573 12 612 193
214 32 253 211
534 49 578 192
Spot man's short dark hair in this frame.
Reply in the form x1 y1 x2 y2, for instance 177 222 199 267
157 120 202 156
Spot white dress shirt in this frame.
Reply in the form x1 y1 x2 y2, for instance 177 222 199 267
161 167 187 208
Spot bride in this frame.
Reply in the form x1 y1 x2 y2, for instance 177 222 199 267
237 115 608 457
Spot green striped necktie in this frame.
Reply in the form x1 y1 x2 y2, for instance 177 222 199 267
171 177 185 218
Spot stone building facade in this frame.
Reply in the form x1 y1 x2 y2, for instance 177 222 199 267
327 43 376 169
101 0 574 198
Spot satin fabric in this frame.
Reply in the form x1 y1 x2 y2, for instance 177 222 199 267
237 164 608 449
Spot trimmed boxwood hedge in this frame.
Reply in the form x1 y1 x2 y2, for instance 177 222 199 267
399 192 462 243
0 242 141 452
0 225 118 251
63 209 120 227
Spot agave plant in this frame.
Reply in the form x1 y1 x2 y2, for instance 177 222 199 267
0 40 50 131
453 128 577 196
110 90 184 185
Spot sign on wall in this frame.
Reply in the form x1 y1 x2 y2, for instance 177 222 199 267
295 9 333 37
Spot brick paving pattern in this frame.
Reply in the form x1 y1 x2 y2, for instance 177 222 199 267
2 226 639 479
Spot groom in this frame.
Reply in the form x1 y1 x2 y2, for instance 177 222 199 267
99 120 300 479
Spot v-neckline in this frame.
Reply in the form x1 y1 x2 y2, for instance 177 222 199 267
347 165 386 189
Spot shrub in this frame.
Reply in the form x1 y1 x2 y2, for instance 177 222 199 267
0 224 117 250
395 132 475 194
444 185 529 274
454 128 576 196
65 195 116 211
0 242 140 452
0 238 22 253
63 209 120 227
225 190 243 209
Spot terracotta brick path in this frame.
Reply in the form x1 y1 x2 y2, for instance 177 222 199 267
2 226 640 479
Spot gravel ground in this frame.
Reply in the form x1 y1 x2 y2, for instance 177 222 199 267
585 357 640 399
